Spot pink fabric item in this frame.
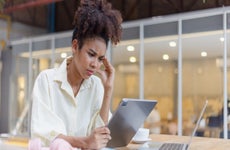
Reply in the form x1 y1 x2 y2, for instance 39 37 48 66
28 138 76 150
28 138 49 150
50 138 75 150
29 138 42 150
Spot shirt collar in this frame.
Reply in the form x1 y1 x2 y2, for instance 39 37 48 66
54 57 92 90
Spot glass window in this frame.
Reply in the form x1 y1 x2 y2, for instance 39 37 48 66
10 43 31 135
182 15 224 138
112 27 140 111
4 8 230 139
143 22 178 135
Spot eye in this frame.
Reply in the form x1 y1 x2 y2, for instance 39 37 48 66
98 56 105 62
98 58 103 62
88 52 95 57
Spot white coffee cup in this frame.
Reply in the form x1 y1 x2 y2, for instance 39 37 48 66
132 128 150 141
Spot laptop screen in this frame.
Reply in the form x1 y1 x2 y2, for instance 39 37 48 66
106 98 157 148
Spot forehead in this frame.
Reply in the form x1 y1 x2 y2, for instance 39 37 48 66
83 37 107 53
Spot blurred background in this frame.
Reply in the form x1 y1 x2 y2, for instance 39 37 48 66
1 0 230 141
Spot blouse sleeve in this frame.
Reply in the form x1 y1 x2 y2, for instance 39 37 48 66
30 71 66 146
86 77 112 135
87 109 112 136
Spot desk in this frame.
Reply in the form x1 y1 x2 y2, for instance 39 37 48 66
0 136 28 150
123 134 230 150
1 134 230 150
197 127 221 137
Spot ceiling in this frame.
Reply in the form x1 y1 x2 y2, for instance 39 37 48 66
113 31 228 65
2 0 230 65
17 30 229 66
1 0 230 32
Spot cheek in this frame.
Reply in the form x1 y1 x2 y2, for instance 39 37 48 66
81 54 90 64
98 63 104 70
97 64 102 69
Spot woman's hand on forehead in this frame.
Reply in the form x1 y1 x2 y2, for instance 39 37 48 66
96 57 115 89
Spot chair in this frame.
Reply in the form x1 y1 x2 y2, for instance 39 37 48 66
219 130 230 139
207 116 222 137
208 116 222 127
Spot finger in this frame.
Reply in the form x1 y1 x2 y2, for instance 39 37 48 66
100 142 107 149
102 57 109 67
94 126 105 133
96 69 103 76
106 134 111 140
95 134 111 149
96 126 110 134
101 137 110 144
96 127 111 140
101 126 111 134
95 71 106 85
101 132 111 138
104 127 111 134
103 58 113 71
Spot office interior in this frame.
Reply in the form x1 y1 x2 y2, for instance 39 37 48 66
1 6 230 140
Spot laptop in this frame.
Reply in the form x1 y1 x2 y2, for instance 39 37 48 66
140 100 208 150
106 98 158 148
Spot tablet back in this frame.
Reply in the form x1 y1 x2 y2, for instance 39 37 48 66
106 98 157 148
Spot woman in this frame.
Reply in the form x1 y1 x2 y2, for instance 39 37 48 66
30 0 122 149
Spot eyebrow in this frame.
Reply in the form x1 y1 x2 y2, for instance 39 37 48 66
89 49 105 59
99 55 105 60
89 49 97 55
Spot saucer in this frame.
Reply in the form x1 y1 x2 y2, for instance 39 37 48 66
132 138 151 144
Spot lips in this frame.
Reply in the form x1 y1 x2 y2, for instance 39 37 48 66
86 69 94 76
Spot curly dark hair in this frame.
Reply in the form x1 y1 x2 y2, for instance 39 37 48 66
72 0 122 49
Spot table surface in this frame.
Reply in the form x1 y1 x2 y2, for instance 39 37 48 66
122 134 230 150
1 134 230 150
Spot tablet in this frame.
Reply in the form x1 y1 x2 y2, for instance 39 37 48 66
106 98 157 148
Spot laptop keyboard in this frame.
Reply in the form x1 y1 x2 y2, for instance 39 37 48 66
159 143 186 150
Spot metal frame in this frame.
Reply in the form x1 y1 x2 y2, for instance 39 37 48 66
8 6 230 138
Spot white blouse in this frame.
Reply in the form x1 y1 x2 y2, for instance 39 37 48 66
30 58 108 146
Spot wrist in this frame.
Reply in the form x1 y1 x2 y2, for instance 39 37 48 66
104 89 113 100
104 84 113 91
76 137 88 149
104 84 113 92
60 135 88 149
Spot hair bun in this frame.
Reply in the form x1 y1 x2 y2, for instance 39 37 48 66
72 0 122 46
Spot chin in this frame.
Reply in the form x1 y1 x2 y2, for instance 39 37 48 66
85 76 90 79
84 75 91 79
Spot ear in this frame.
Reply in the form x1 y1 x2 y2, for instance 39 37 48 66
72 39 78 54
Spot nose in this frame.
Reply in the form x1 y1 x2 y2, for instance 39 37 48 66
90 58 101 68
